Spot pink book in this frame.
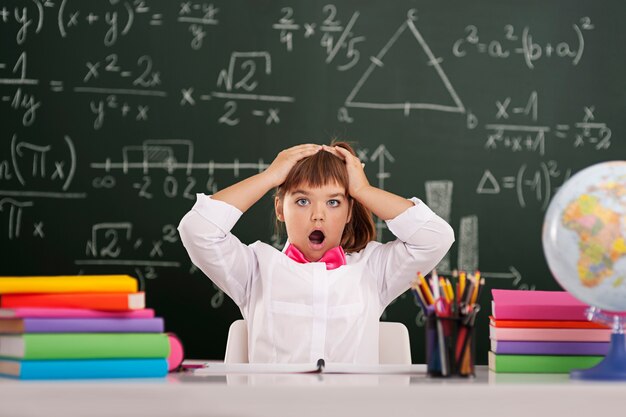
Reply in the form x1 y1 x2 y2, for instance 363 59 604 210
489 325 612 342
491 290 588 321
0 307 155 319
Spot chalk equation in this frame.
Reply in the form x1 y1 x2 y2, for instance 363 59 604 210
0 132 84 240
272 4 365 72
452 17 594 69
2 0 221 50
79 53 164 129
1 133 78 193
178 2 219 50
77 221 180 280
475 91 613 155
1 0 158 46
0 52 41 126
476 160 572 210
178 51 294 126
0 50 166 129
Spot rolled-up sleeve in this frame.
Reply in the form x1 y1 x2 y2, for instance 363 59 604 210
177 194 255 307
369 197 455 310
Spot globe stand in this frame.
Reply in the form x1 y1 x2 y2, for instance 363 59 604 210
571 307 626 381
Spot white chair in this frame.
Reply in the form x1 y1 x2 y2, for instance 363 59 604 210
378 321 412 364
224 319 412 364
223 320 248 363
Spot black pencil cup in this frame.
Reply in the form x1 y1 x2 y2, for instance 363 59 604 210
424 309 478 377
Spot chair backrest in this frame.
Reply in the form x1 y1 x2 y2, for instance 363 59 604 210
224 319 248 363
224 320 411 364
378 321 412 365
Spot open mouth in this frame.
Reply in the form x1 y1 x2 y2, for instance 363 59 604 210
308 230 325 245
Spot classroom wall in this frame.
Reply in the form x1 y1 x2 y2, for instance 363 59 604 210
1 0 624 363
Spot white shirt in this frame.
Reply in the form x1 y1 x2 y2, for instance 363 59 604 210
178 194 454 364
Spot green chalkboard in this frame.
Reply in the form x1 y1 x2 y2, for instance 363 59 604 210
1 0 624 364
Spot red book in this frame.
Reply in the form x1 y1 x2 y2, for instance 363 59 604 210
489 316 608 329
0 292 145 311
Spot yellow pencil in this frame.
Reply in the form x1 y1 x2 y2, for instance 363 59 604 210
470 271 481 305
459 271 466 299
444 278 454 303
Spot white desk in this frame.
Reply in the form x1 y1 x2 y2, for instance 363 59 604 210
0 366 623 417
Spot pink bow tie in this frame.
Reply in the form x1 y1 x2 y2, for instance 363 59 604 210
284 244 346 270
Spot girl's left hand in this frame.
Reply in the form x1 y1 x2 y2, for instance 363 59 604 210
323 145 370 198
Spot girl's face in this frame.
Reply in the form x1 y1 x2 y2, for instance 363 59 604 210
275 181 352 262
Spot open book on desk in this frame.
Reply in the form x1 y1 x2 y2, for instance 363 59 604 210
190 360 426 375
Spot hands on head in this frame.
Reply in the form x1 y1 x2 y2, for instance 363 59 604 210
264 144 322 188
266 143 370 199
212 141 408 219
321 144 370 199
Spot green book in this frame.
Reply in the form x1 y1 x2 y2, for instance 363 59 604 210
0 333 170 359
488 351 603 373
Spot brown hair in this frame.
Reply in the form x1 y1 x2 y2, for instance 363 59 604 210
274 141 376 253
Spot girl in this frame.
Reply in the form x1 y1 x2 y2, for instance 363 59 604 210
178 142 454 364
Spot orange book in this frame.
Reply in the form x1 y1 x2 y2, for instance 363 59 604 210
489 316 608 329
0 292 145 311
0 275 138 294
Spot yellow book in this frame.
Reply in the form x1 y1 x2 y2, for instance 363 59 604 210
0 275 138 294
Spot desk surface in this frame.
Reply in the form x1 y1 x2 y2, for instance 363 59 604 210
0 366 623 417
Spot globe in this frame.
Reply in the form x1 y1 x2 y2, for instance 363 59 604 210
543 161 626 312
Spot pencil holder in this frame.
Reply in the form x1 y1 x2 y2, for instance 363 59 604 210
424 306 480 377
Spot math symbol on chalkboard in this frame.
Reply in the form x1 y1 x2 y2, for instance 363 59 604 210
193 52 296 126
0 133 84 240
5 0 165 47
72 53 167 130
90 139 271 200
452 17 594 70
476 161 572 210
340 10 464 122
484 91 547 155
177 2 219 50
58 0 153 46
482 92 613 155
0 52 42 127
0 198 34 240
4 87 41 127
4 1 48 45
79 222 180 279
272 5 366 72
572 106 612 150
5 133 78 192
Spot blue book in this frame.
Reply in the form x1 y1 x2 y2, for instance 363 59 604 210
0 358 168 379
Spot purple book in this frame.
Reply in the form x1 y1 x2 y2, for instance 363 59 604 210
491 339 609 356
0 318 164 333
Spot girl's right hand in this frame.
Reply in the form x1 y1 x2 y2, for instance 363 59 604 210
264 144 321 187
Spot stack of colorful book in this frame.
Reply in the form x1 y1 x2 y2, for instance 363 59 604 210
0 275 169 379
488 289 610 373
